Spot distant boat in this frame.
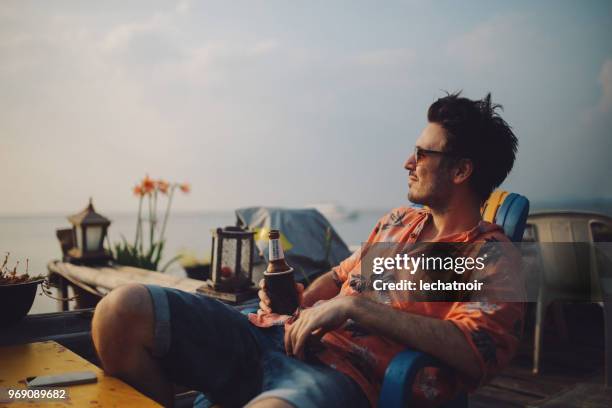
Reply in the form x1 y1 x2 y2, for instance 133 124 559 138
307 203 358 221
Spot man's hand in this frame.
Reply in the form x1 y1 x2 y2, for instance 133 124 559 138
257 278 304 314
284 296 354 359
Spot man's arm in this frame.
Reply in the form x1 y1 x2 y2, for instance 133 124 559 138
348 296 482 380
285 295 482 381
301 270 342 307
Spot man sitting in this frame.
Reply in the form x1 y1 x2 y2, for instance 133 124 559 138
92 92 524 407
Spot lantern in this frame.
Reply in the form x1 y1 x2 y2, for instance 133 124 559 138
59 198 112 264
197 226 257 303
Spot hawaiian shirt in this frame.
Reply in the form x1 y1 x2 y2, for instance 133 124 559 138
251 207 525 407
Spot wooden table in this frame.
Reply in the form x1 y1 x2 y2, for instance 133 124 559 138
0 341 160 407
47 262 204 294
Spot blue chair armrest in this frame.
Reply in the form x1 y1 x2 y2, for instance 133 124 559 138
378 349 440 407
379 349 469 408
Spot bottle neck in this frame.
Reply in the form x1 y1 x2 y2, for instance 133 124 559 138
268 238 285 261
268 238 290 272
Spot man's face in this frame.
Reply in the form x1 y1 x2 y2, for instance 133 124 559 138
404 123 455 207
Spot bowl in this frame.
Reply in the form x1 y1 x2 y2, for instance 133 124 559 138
183 264 211 281
0 279 44 327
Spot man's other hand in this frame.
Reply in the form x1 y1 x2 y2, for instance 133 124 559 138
284 296 354 359
257 278 304 314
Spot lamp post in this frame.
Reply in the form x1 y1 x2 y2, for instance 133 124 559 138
57 198 112 265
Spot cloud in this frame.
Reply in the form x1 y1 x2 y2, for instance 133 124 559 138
567 57 612 199
340 48 417 88
101 13 185 68
446 13 539 72
583 57 612 125
248 39 280 57
2 2 610 212
176 0 193 15
597 58 612 113
352 48 416 68
102 19 157 52
99 9 282 89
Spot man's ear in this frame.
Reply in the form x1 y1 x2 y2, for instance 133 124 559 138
452 159 473 185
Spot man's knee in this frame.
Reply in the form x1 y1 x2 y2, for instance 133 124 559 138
92 284 155 370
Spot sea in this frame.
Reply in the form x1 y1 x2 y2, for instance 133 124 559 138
0 210 385 315
2 200 610 315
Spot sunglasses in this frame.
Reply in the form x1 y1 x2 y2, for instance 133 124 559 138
413 146 457 163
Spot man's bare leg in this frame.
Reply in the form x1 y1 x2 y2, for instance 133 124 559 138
92 283 174 407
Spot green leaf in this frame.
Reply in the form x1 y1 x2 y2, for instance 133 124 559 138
153 240 166 268
160 253 182 272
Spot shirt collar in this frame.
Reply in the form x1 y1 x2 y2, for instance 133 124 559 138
417 208 503 242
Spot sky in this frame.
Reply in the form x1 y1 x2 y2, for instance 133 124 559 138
1 0 611 215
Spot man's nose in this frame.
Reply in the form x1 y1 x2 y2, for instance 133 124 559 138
404 153 416 171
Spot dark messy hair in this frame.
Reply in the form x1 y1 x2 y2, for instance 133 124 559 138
427 91 518 202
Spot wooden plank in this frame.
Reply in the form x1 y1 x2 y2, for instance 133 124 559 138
501 361 593 385
529 383 612 408
470 393 524 408
472 383 540 406
488 373 565 398
47 261 204 294
508 351 602 384
0 340 160 407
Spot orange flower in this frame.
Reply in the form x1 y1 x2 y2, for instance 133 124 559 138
142 175 155 194
133 185 144 196
157 180 169 194
179 183 191 193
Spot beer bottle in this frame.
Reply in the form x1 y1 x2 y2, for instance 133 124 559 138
267 230 291 273
264 229 299 314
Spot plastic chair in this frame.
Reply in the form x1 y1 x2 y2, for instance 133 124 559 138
526 211 612 376
378 191 529 408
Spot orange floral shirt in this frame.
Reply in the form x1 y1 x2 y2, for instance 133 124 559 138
252 207 525 407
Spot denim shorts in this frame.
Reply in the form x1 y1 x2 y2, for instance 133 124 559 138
144 285 370 408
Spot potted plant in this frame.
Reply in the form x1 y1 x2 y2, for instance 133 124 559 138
113 175 190 271
178 251 211 281
0 253 45 327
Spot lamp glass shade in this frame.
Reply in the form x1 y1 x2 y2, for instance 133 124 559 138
86 226 103 252
240 237 252 278
75 228 83 250
220 237 237 279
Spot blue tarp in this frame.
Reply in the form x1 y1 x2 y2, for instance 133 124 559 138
235 207 352 284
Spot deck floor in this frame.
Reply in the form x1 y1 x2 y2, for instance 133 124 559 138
470 303 609 407
6 298 609 407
